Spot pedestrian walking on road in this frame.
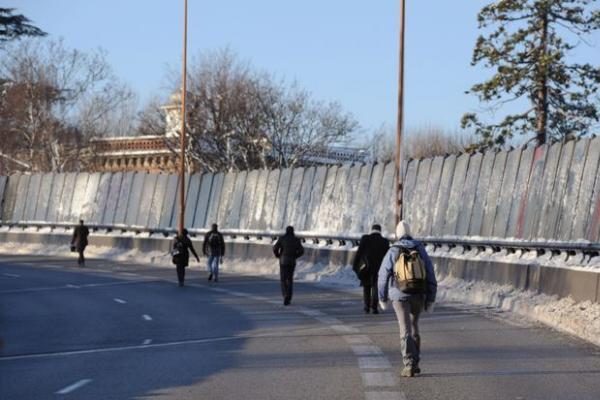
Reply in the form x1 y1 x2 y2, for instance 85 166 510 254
378 221 437 377
203 223 225 282
353 224 390 314
172 229 200 287
273 226 304 306
71 220 90 267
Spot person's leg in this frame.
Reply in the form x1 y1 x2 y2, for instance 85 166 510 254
392 299 418 376
279 265 287 301
77 250 84 266
287 265 295 303
371 280 380 312
207 256 214 280
409 296 424 371
176 264 185 286
213 256 220 282
363 285 371 313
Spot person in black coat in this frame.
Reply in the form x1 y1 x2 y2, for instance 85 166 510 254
172 229 200 287
71 220 90 267
203 223 225 282
352 224 390 314
273 226 304 306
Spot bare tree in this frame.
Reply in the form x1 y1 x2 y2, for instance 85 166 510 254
0 38 135 173
367 124 477 162
152 49 359 172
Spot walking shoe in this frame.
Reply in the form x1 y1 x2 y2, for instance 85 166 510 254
400 366 415 377
214 278 219 283
284 299 291 306
208 273 213 281
364 307 370 314
413 365 421 374
372 308 379 314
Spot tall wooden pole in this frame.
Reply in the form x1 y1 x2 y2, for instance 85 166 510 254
395 0 406 228
178 0 188 236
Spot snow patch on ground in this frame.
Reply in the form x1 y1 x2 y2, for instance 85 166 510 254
0 241 598 347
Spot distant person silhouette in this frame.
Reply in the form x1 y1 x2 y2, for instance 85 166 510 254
273 226 304 306
203 223 225 282
71 220 89 267
353 224 390 314
171 229 200 287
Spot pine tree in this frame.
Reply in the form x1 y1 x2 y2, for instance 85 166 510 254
462 0 600 147
0 8 46 44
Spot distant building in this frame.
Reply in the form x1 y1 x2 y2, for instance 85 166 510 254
88 93 368 173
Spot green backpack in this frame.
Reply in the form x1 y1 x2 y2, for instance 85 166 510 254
393 246 427 294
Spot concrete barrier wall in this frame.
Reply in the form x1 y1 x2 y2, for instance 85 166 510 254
2 139 600 242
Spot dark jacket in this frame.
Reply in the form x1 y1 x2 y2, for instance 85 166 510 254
72 225 90 251
172 235 199 266
273 233 304 266
378 236 437 303
203 230 225 257
353 232 390 285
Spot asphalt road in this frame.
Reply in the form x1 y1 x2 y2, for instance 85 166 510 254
1 255 599 400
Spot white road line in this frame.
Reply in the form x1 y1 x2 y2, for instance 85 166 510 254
298 309 326 317
119 272 138 277
365 392 407 400
315 316 342 325
113 298 127 304
362 372 398 387
351 345 383 356
2 273 20 278
330 324 359 334
65 284 80 289
344 335 372 345
143 339 152 345
0 279 154 294
142 314 153 321
55 379 92 395
358 357 393 369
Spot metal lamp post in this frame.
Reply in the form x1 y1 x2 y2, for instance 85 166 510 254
178 0 189 236
395 0 407 228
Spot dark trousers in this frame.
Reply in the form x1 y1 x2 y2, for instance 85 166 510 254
77 250 85 266
280 264 295 303
363 283 379 310
176 264 186 284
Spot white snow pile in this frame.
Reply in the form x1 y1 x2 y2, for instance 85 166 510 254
0 241 598 347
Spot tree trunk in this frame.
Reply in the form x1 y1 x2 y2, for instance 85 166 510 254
535 9 549 145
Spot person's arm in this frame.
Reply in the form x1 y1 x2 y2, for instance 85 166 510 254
352 236 366 274
296 239 304 258
188 239 200 261
273 239 282 258
219 233 225 257
377 248 395 302
418 243 437 304
202 234 208 256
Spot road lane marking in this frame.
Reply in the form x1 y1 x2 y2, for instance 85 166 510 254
352 345 383 356
113 298 127 304
0 279 157 294
330 324 359 334
55 379 92 395
365 392 407 400
65 284 80 289
362 372 398 387
142 314 153 321
143 339 152 345
344 335 372 345
358 357 393 369
2 273 20 278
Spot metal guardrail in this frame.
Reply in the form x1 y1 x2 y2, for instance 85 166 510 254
1 221 598 259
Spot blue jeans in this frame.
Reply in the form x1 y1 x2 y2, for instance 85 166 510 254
208 255 220 280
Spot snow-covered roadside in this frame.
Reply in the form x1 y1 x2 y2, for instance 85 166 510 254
1 241 598 347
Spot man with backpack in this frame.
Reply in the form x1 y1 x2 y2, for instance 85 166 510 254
172 229 200 287
273 226 304 306
378 221 437 377
352 224 390 314
203 224 225 282
71 220 90 267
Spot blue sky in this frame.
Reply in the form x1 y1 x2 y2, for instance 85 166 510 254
5 0 600 137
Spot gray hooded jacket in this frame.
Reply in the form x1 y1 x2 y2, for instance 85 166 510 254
377 237 437 303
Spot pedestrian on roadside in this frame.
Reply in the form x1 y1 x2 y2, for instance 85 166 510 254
378 221 437 377
352 224 390 314
273 226 304 306
172 228 200 287
203 223 225 282
71 220 90 267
